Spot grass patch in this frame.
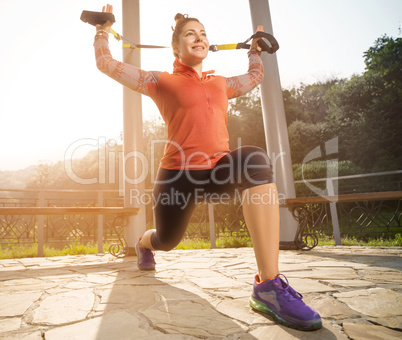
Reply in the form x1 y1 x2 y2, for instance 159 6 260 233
175 236 253 250
0 233 401 259
0 242 113 259
317 233 402 247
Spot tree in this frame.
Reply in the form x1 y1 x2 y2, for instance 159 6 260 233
287 120 330 164
227 88 266 150
326 35 402 171
283 79 341 126
364 35 402 94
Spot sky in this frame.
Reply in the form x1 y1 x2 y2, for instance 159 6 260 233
0 0 401 172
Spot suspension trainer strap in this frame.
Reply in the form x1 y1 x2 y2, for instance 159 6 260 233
81 10 279 53
210 32 279 54
110 29 169 49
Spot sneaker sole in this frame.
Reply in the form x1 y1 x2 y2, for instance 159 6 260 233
249 296 322 331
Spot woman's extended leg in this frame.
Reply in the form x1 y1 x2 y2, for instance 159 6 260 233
241 183 280 281
206 146 322 331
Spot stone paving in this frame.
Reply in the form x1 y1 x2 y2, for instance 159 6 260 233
0 246 401 339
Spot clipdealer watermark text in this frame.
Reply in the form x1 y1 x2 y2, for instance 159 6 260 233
129 187 285 209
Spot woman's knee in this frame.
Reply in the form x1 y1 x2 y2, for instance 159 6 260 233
151 231 181 251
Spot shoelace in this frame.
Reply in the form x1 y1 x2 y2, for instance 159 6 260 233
275 274 303 301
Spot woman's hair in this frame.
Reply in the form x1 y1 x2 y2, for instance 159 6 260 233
171 13 203 59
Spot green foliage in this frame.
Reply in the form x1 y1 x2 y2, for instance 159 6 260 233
293 160 364 195
364 35 402 93
325 35 402 171
0 244 38 259
227 88 266 150
283 79 341 125
326 72 401 171
292 160 362 182
287 120 330 164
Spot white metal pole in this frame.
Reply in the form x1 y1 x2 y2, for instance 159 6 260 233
326 179 342 245
122 0 146 253
208 204 216 249
97 191 104 254
248 0 299 248
37 190 45 257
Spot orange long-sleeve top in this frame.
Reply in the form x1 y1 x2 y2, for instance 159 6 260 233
94 33 264 170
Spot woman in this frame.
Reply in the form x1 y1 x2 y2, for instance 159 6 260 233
94 4 322 331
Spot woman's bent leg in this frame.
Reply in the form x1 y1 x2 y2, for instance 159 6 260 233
139 168 208 252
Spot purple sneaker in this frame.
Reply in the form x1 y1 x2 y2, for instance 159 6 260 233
135 239 156 271
250 274 322 331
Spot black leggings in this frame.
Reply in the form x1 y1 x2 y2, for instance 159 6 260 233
151 146 273 251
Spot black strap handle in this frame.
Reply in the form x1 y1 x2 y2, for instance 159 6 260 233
80 10 115 26
248 32 279 54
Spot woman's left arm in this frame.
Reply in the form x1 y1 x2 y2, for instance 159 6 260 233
226 25 264 99
226 50 264 99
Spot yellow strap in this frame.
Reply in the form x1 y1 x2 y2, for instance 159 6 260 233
112 29 237 51
122 43 140 49
214 44 239 50
111 28 141 49
110 28 121 41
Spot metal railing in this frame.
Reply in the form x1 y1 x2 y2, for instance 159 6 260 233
0 188 246 256
0 170 401 256
290 170 402 247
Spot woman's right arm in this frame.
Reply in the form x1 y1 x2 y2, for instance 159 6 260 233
94 32 160 97
93 4 160 96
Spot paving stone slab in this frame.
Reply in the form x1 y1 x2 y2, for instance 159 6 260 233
32 289 94 325
247 320 348 340
303 295 360 319
0 331 43 340
212 287 253 299
343 322 402 340
189 273 248 290
215 297 274 326
358 269 402 283
306 260 369 269
286 267 358 280
0 292 42 317
334 288 402 318
321 279 374 288
141 300 247 338
0 265 26 273
0 278 58 292
153 282 216 304
44 311 153 340
0 318 21 334
95 285 158 313
368 316 402 330
286 278 338 293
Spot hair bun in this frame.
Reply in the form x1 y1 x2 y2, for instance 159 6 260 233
174 13 188 24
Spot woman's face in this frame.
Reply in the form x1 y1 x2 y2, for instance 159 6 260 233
174 21 209 66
